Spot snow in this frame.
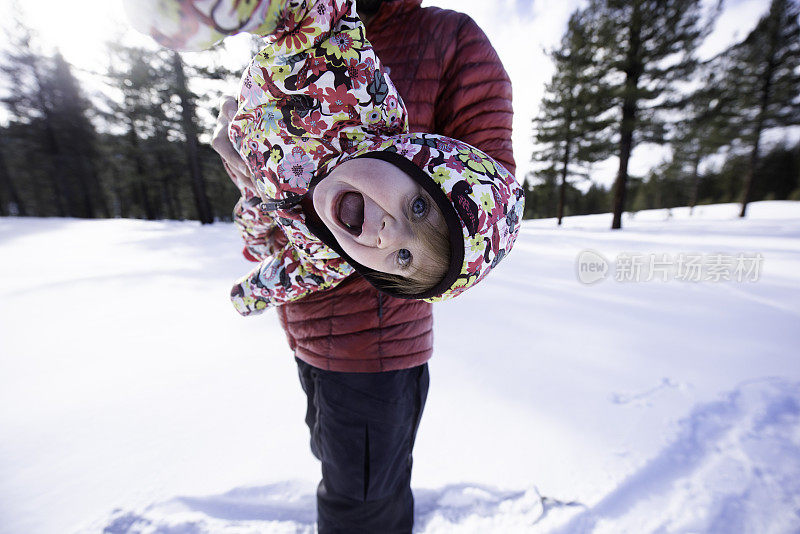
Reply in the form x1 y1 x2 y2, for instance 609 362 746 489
1 200 799 534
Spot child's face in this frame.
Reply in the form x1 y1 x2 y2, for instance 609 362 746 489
311 157 441 277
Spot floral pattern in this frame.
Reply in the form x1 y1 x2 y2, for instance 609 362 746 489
457 147 496 175
277 147 314 189
126 0 524 314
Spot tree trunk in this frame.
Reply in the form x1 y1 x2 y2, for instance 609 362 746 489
74 155 95 218
137 181 155 219
30 58 71 217
558 135 572 226
155 151 178 219
125 118 156 220
796 143 800 195
94 173 111 218
172 176 184 219
172 52 213 224
29 162 46 216
0 145 27 216
86 158 110 218
108 162 124 218
740 6 779 218
42 119 71 217
739 125 763 218
688 149 701 215
611 6 642 230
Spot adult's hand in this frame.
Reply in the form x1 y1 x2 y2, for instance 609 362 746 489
212 96 256 193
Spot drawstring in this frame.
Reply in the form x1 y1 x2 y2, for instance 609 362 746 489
378 293 383 320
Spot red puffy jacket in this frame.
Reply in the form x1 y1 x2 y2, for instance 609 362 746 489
275 0 514 372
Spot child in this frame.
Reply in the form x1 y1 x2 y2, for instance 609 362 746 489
126 0 524 314
126 0 523 531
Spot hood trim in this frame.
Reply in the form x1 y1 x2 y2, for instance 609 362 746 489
304 150 464 300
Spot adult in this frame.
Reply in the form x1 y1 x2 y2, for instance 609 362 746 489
212 0 513 531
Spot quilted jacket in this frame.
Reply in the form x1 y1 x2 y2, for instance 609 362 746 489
126 0 520 371
275 0 515 372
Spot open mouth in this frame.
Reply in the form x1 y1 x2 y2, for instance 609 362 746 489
336 191 364 236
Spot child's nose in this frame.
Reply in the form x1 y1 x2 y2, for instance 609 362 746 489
376 216 408 249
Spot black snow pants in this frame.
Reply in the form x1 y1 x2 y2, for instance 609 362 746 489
295 357 430 534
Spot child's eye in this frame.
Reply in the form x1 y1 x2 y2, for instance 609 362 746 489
397 248 412 268
411 196 427 217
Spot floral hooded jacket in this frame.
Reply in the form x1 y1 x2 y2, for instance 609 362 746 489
126 0 525 316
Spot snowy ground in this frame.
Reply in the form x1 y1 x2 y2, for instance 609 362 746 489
1 201 799 534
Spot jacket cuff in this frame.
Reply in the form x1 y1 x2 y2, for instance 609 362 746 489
242 247 261 262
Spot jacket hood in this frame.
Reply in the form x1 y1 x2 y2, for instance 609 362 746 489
306 132 525 302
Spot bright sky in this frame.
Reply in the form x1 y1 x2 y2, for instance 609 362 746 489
0 0 771 187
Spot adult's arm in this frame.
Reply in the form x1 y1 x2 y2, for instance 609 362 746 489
434 15 515 175
212 96 256 192
212 95 281 262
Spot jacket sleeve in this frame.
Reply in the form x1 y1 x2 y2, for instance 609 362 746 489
435 15 515 175
230 239 353 314
123 0 336 52
229 245 297 315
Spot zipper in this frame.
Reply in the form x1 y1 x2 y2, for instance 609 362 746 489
258 193 305 213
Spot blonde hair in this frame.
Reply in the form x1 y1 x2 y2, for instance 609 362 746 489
370 202 451 296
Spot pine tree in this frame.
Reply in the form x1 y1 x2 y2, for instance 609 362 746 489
580 182 611 215
171 51 214 224
102 38 241 223
48 51 110 217
0 9 107 218
532 8 614 226
0 12 69 216
722 0 800 217
667 57 738 214
521 177 536 220
588 0 717 229
170 48 243 223
524 169 559 219
104 41 173 219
